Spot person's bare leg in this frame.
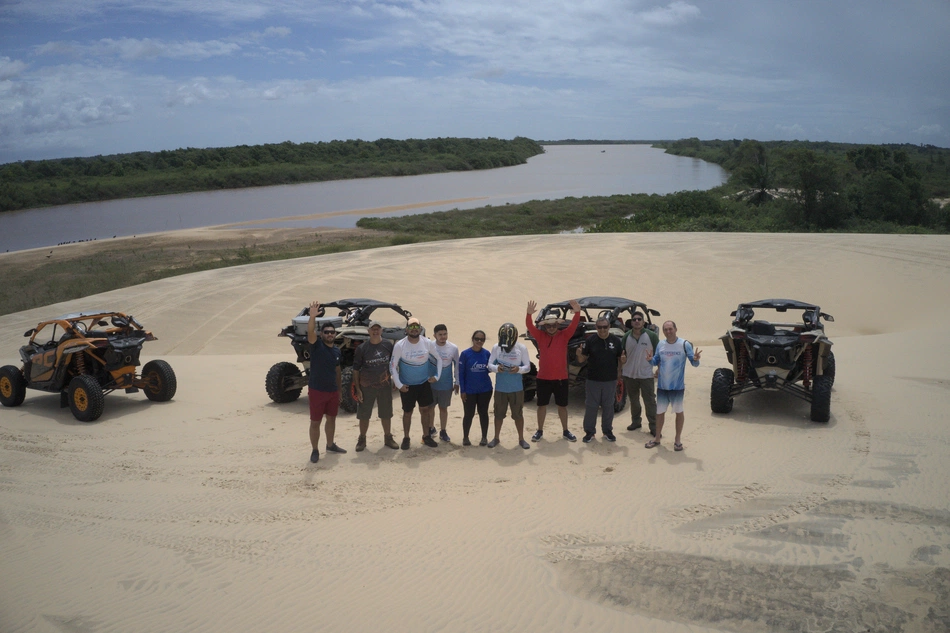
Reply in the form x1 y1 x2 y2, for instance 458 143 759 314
439 406 448 431
653 412 665 443
381 417 392 436
674 412 685 446
514 417 525 442
557 405 569 431
359 418 370 437
403 410 412 439
309 418 322 450
493 418 503 442
536 405 547 432
325 415 336 447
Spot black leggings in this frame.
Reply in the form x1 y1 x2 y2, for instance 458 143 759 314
462 391 492 439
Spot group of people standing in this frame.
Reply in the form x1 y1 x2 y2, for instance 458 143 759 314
303 299 700 464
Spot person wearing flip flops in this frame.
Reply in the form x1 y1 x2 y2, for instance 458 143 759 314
644 321 701 452
306 300 347 463
487 323 532 449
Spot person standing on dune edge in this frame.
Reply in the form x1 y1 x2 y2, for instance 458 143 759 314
525 298 582 443
306 300 347 463
645 320 701 453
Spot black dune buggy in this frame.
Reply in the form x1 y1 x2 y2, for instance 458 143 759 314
265 298 419 413
710 299 836 422
0 311 177 422
522 296 661 412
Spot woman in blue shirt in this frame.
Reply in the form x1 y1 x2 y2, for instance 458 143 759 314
458 330 493 446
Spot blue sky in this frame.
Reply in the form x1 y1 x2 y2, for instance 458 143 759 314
1 0 948 163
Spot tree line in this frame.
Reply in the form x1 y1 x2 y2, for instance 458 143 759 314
0 137 544 213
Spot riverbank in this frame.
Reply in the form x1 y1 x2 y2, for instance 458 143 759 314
0 226 395 315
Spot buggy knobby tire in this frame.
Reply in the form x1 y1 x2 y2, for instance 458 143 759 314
265 362 303 403
710 368 735 414
523 363 538 402
810 374 832 423
823 351 836 386
613 379 627 413
0 365 27 407
524 388 536 402
339 366 357 414
67 374 105 422
142 360 177 402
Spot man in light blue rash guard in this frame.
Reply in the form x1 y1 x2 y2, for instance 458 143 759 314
645 320 702 452
430 324 460 443
487 323 532 449
459 330 493 446
391 317 443 450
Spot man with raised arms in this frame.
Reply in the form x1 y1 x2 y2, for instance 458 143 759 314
525 298 583 442
645 320 702 452
487 322 532 449
390 317 443 449
306 300 347 463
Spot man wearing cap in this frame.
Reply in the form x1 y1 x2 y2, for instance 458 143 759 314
306 299 347 463
390 317 443 449
352 319 398 452
525 299 583 442
576 316 626 443
430 324 460 443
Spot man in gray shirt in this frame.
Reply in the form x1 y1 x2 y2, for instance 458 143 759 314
621 311 659 436
352 320 398 451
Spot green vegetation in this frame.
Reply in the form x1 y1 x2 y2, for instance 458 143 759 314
0 137 543 212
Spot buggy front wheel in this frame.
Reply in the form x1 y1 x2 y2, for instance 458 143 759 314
67 374 105 422
0 365 27 407
710 368 735 414
142 360 177 402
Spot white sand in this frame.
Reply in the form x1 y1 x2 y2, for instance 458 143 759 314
1 232 949 632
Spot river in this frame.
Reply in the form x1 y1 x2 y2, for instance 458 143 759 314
1 144 726 253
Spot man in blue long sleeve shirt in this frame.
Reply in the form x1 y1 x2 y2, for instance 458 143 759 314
645 321 702 452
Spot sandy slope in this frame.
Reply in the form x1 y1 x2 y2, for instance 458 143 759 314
1 232 949 633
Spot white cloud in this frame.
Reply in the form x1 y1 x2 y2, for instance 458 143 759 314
36 38 241 61
638 1 701 26
914 124 943 137
0 57 28 80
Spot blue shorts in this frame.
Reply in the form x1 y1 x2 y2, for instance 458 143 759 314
656 389 685 414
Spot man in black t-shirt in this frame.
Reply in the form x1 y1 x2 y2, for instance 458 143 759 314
575 317 626 443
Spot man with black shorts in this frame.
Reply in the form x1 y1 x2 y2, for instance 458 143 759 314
352 320 398 451
525 298 582 442
390 317 443 449
306 300 347 463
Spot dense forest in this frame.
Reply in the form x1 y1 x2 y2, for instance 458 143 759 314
0 137 544 212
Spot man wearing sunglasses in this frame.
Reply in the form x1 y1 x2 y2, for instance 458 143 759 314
390 317 443 449
575 317 625 443
621 311 659 436
306 300 347 463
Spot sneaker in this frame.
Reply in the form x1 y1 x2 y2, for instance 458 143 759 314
604 431 617 442
626 423 642 431
531 429 543 442
384 435 399 450
429 426 437 437
563 430 577 442
309 449 320 463
582 432 595 443
463 437 472 446
439 429 450 442
487 438 499 448
479 437 488 446
519 439 530 449
400 436 411 450
355 435 367 452
327 443 347 454
423 435 438 448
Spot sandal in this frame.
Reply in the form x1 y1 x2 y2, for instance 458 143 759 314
674 442 684 452
645 439 660 449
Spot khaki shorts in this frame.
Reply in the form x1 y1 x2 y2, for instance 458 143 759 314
493 391 524 420
357 384 394 420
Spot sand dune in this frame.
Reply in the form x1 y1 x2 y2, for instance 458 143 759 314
1 232 949 632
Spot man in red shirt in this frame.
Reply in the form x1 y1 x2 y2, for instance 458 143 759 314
525 299 582 442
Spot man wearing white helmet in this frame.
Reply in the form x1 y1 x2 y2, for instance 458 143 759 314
487 322 532 449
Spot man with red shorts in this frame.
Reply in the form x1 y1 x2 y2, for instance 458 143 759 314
526 298 582 442
306 300 347 463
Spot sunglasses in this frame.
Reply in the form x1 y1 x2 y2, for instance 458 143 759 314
322 330 336 335
473 337 485 342
632 317 643 322
596 325 609 330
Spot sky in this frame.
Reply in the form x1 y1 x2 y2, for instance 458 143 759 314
1 0 948 163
